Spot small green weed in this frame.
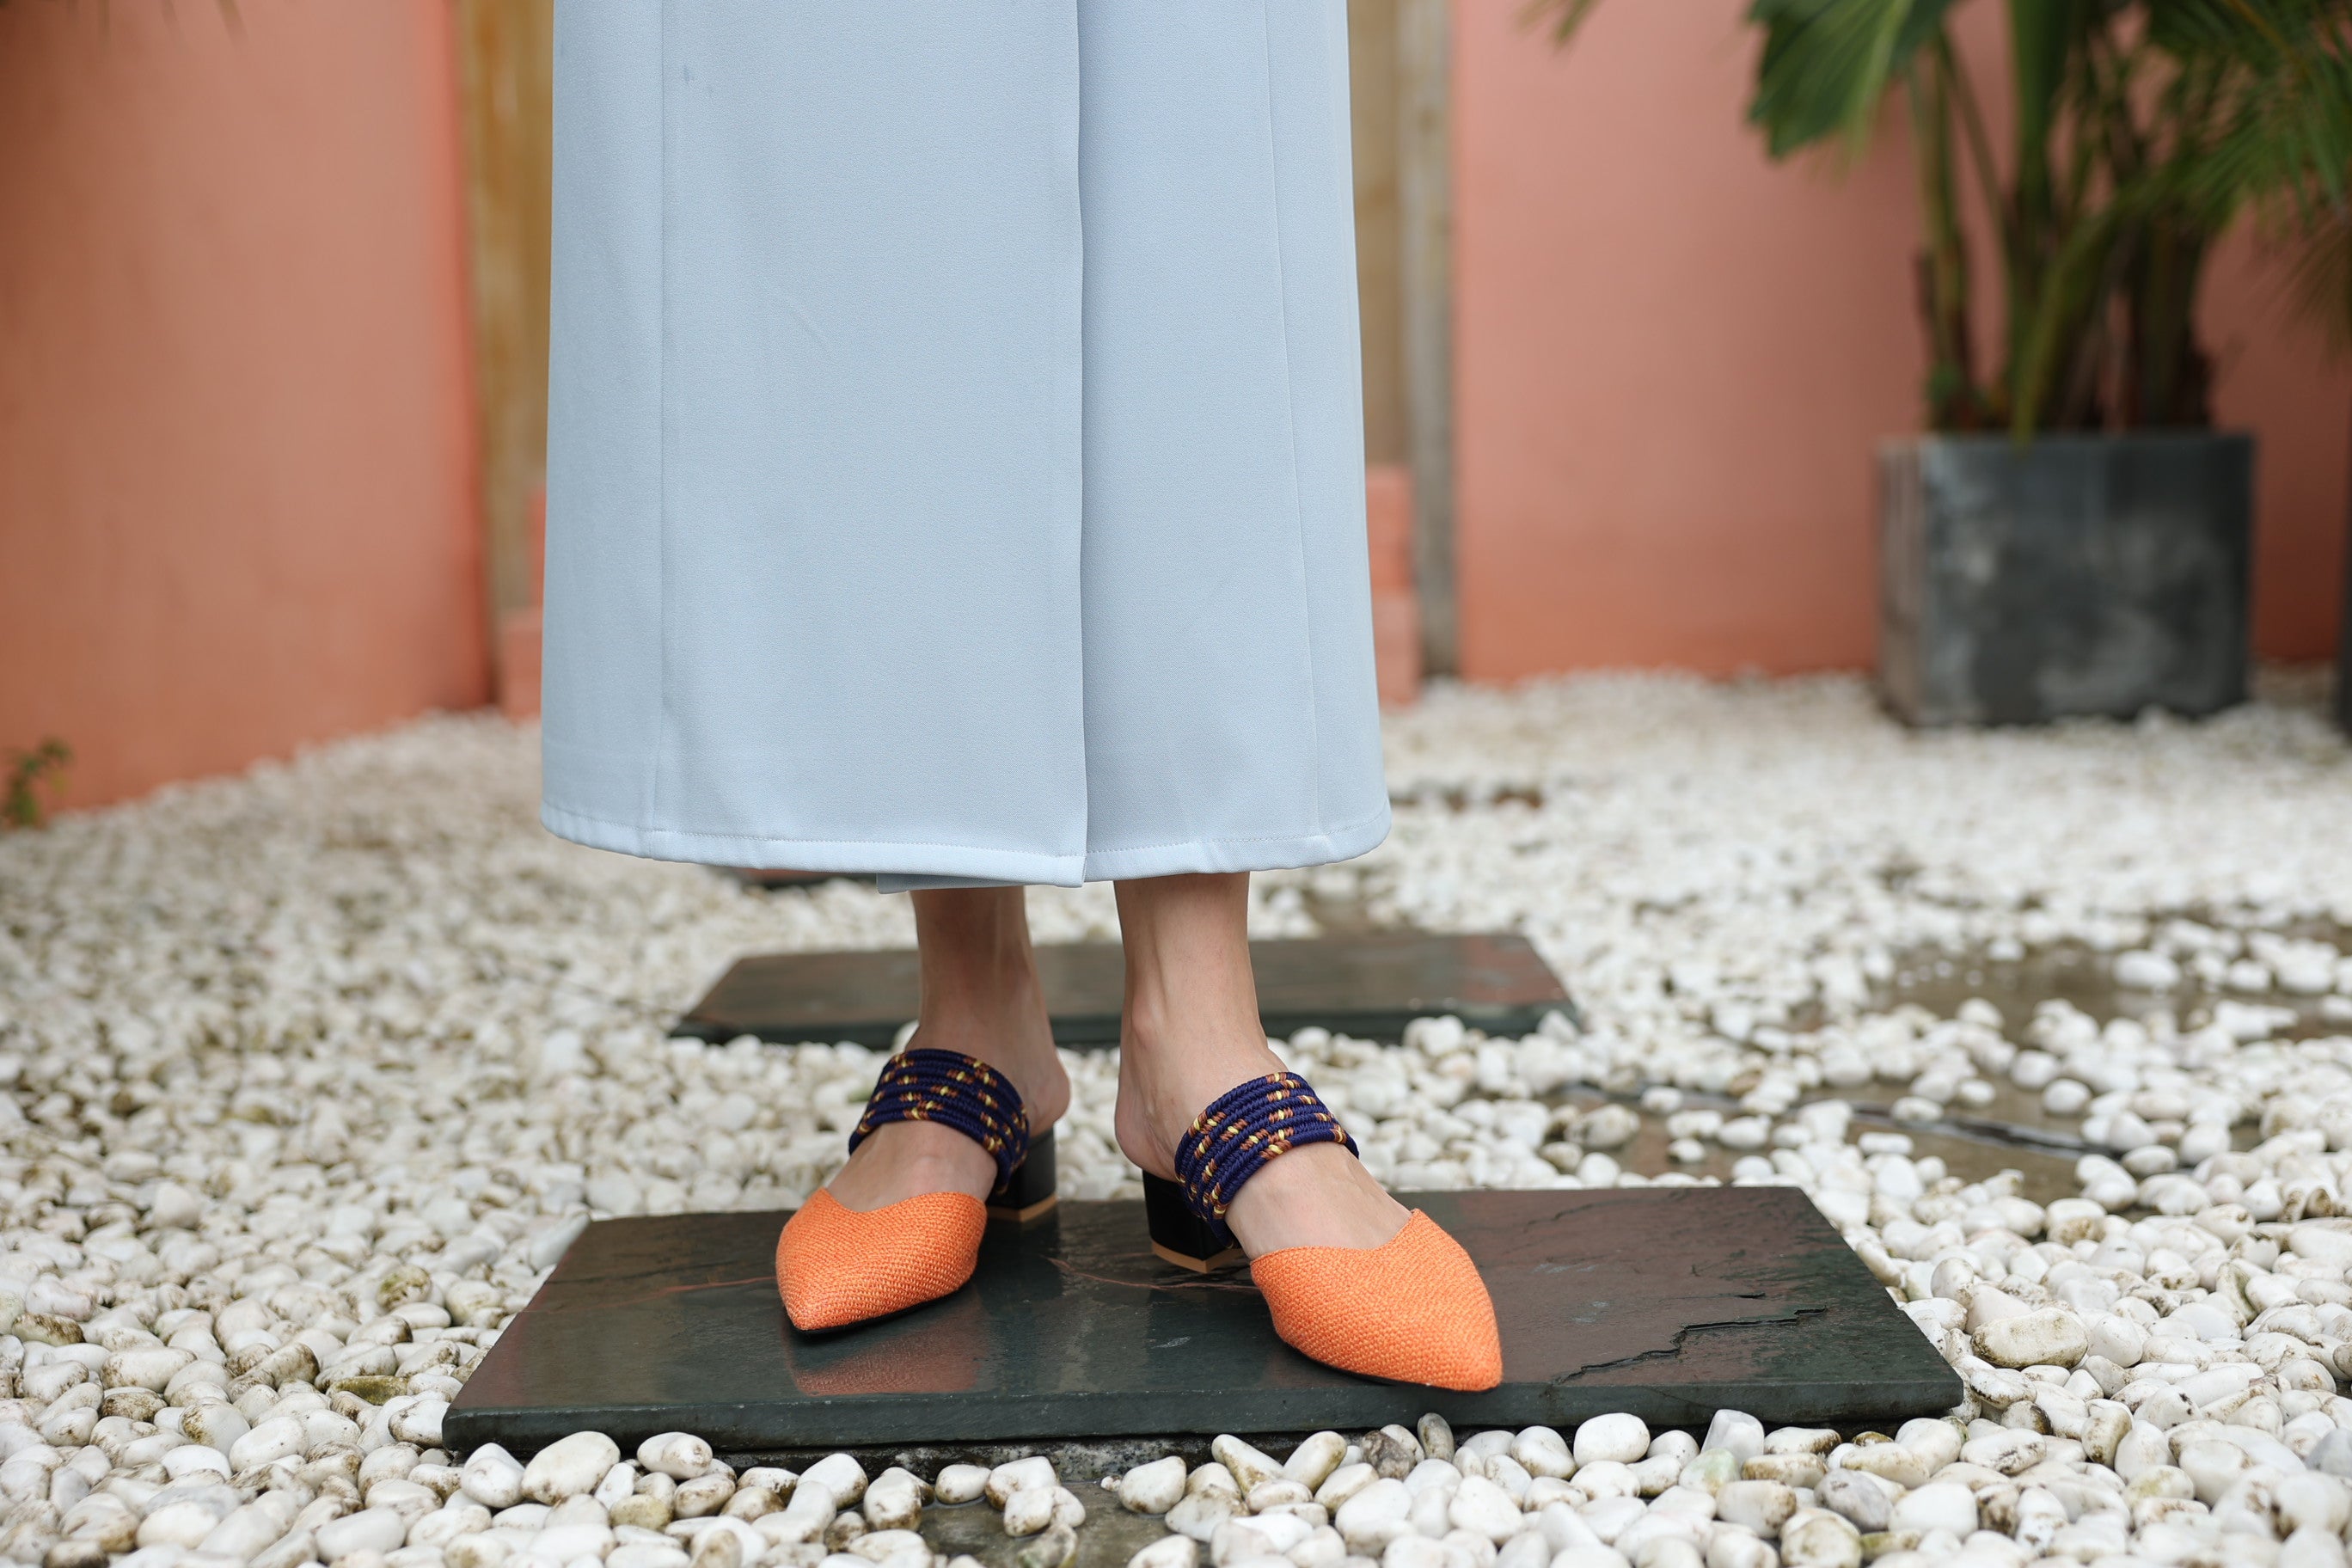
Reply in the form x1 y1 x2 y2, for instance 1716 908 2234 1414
3 739 71 830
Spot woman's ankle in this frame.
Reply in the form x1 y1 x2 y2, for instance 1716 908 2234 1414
908 887 1068 1128
910 1003 1067 1131
1111 872 1274 1179
1117 1013 1406 1253
1112 1008 1283 1180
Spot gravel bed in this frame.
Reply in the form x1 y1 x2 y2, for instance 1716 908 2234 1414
2 672 2350 1568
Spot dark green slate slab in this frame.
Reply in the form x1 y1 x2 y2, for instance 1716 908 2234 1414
674 933 1573 1048
447 1189 1956 1457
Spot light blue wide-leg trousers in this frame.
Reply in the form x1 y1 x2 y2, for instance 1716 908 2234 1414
541 3 1387 887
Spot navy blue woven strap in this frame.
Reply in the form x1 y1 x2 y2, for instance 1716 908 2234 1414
848 1048 1032 1197
1173 1072 1357 1234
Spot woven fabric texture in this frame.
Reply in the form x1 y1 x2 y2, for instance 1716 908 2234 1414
1252 1210 1504 1392
1173 1070 1357 1234
773 1188 986 1332
847 1047 1032 1197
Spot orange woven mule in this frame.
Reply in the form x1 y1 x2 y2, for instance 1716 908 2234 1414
1253 1210 1503 1390
1140 1071 1502 1391
775 1047 1055 1332
775 1189 986 1332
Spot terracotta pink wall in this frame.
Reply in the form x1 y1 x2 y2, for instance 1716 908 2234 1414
5 2 2338 820
0 3 485 812
2207 236 2352 659
1454 0 2352 680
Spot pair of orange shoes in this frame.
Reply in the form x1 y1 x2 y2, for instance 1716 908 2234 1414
774 1049 1502 1392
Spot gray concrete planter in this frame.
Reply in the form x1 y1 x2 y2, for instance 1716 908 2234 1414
1878 432 2252 726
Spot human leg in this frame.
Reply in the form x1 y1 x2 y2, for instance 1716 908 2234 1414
1111 872 1501 1390
775 887 1068 1331
1111 873 1403 1253
825 887 1068 1213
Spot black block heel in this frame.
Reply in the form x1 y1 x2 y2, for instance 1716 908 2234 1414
1142 1172 1245 1272
985 1128 1058 1224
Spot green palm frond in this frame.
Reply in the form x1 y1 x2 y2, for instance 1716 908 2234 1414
2184 2 2352 212
1536 0 2352 423
1743 0 1962 158
2156 0 2352 346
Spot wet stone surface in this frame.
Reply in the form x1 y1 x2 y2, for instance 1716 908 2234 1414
1547 1082 2088 1210
450 1191 1954 1455
677 934 1575 1050
1891 929 2352 1044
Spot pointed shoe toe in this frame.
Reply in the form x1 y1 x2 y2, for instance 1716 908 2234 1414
1249 1210 1503 1391
775 1188 987 1331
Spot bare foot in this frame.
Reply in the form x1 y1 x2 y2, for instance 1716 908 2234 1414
1111 873 1408 1256
824 889 1069 1213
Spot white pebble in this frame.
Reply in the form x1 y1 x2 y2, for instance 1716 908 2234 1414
1334 1479 1412 1553
1444 1477 1519 1544
1129 1536 1199 1568
1699 1412 1762 1463
1166 1490 1239 1543
802 1453 870 1507
1283 1432 1348 1491
316 1506 411 1559
524 1431 623 1504
1002 1487 1057 1537
1571 1415 1649 1467
639 1432 714 1480
465 1444 530 1510
1212 1435 1285 1493
935 1464 990 1505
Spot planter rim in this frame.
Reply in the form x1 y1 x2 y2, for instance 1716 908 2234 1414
1880 429 2254 456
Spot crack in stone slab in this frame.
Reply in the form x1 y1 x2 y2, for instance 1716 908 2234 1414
1555 1305 1825 1378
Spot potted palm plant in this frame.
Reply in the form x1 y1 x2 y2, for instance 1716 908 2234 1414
1546 0 2352 725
